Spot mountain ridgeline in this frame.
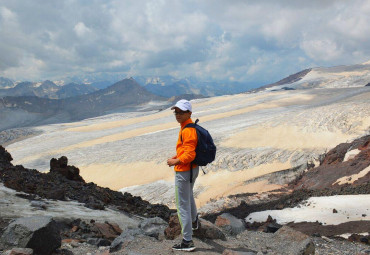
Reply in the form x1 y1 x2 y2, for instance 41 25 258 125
0 80 97 99
0 78 167 131
1 61 370 132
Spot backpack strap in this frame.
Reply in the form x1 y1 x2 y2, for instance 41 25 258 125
180 119 199 183
180 119 198 143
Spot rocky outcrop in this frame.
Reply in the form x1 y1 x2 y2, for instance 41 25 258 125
0 146 12 168
293 135 370 190
50 156 84 182
0 146 173 220
0 216 61 255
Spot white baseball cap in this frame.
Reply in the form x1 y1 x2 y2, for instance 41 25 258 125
171 99 192 112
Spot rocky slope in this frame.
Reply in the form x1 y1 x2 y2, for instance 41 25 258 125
0 146 172 221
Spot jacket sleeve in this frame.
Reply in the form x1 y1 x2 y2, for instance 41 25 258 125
178 128 197 164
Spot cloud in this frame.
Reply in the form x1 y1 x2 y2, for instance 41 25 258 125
0 0 370 85
74 22 91 38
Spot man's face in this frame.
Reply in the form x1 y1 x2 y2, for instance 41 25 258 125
173 108 191 124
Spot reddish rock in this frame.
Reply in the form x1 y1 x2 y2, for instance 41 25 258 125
62 238 83 243
215 215 231 227
215 213 245 235
164 214 181 240
194 219 226 240
348 233 369 244
71 225 79 232
91 222 122 240
108 223 122 235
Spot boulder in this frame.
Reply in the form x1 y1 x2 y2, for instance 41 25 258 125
109 228 143 252
138 217 167 240
0 216 61 255
215 213 245 235
91 222 122 240
272 226 315 255
194 219 226 240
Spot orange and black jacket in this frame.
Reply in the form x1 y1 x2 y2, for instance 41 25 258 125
174 118 198 172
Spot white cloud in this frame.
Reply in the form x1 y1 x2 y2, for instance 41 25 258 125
74 22 91 38
0 0 370 84
301 39 343 62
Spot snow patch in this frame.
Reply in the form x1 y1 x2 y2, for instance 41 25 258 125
104 91 115 96
246 195 370 225
333 165 370 185
343 149 361 162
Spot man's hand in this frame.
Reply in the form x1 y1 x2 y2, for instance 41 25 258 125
167 158 180 167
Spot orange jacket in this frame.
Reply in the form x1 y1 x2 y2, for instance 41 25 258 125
174 118 198 172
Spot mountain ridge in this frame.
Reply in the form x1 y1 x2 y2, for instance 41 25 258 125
0 78 169 131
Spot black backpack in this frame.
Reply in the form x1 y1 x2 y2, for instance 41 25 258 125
181 119 216 182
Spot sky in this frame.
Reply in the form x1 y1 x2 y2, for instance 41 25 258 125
1 0 370 86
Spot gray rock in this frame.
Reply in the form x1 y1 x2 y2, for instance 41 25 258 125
0 216 61 255
272 226 315 255
30 201 48 210
110 228 143 252
138 217 167 240
87 238 111 247
215 213 245 235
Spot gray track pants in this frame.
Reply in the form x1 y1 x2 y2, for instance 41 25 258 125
175 166 199 241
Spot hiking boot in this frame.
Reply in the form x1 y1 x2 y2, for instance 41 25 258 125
192 214 199 230
172 239 196 252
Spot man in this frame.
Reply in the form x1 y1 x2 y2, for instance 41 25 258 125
167 99 199 252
